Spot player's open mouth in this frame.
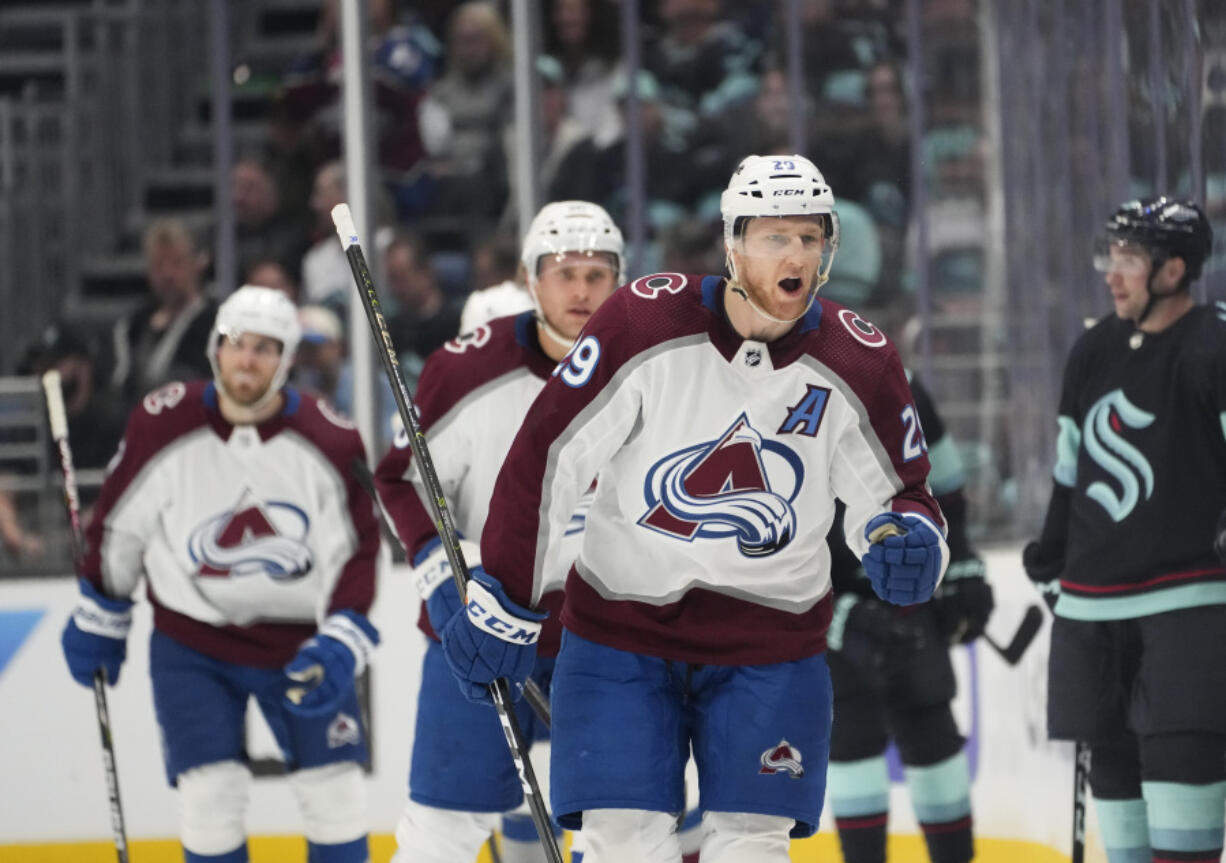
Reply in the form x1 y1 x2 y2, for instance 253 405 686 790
779 277 803 294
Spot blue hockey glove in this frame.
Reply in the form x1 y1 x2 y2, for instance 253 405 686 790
1215 510 1226 566
1022 541 1062 612
412 536 480 635
931 557 994 643
284 610 380 718
861 513 945 605
61 579 133 687
440 567 547 705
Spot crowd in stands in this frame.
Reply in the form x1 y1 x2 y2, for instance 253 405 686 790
2 0 988 565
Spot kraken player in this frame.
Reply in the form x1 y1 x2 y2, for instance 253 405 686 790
60 286 381 863
1025 197 1226 863
440 155 949 862
825 373 992 863
375 201 625 863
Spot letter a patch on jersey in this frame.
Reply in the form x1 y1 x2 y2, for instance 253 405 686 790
639 414 804 557
778 384 831 437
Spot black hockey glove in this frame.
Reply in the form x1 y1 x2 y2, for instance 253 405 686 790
1022 541 1062 612
829 593 928 673
931 557 994 644
1215 509 1226 566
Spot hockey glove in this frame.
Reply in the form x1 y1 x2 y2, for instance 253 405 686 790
284 610 380 718
931 557 994 643
61 579 133 687
861 513 945 605
1022 541 1062 611
440 567 546 706
412 536 480 635
1215 509 1226 566
828 592 928 673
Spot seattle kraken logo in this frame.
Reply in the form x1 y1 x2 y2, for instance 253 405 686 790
1083 390 1155 522
188 489 314 579
638 414 804 557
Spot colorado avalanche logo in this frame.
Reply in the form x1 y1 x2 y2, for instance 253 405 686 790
760 739 805 778
638 414 804 557
188 489 313 579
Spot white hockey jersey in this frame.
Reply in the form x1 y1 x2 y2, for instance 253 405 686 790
82 381 379 667
482 274 947 666
375 312 586 654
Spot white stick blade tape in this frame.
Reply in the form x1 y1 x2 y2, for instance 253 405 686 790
41 370 69 439
331 204 358 250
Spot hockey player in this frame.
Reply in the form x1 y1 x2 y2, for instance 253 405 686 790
60 286 380 863
438 154 949 862
374 201 625 863
1024 197 1226 863
825 373 993 863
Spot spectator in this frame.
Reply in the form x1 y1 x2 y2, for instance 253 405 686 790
110 219 217 415
644 0 761 121
294 305 353 416
278 0 441 175
233 154 312 284
460 230 533 334
2 323 125 560
502 56 606 227
384 233 463 384
543 0 623 145
245 258 300 304
416 2 512 221
299 160 394 319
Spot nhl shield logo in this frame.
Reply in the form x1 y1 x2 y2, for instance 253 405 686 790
760 739 804 778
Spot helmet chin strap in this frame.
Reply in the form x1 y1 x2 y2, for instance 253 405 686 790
527 279 576 353
1134 260 1181 327
725 254 823 326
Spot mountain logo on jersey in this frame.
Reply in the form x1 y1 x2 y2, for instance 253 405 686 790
1082 389 1155 522
759 739 805 778
639 414 804 557
189 489 314 579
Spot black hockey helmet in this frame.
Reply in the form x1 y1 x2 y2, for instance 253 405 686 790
1104 196 1213 282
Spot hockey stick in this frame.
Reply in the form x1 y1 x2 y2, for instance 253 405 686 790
348 457 555 730
42 371 130 863
1071 740 1090 863
332 205 562 863
982 603 1043 666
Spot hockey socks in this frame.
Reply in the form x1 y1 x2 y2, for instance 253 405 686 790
1143 780 1226 863
905 752 973 863
1092 797 1150 863
307 836 369 863
184 847 247 863
828 755 890 863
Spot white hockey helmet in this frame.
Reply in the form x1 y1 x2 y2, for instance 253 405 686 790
521 200 626 288
720 154 840 284
207 285 302 397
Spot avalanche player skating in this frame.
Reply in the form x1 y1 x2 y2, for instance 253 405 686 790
60 286 381 863
1025 197 1226 863
439 154 950 862
825 373 993 863
375 201 625 863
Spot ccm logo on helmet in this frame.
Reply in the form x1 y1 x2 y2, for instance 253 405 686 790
774 189 805 196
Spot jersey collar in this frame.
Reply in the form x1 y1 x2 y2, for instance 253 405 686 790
203 382 301 441
700 275 824 366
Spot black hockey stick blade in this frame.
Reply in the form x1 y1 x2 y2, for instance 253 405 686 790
984 603 1044 665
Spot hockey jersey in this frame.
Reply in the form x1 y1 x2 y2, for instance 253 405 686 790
82 381 379 667
1045 305 1226 619
374 312 580 653
482 273 946 666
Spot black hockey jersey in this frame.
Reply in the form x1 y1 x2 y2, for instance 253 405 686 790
1046 305 1226 619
